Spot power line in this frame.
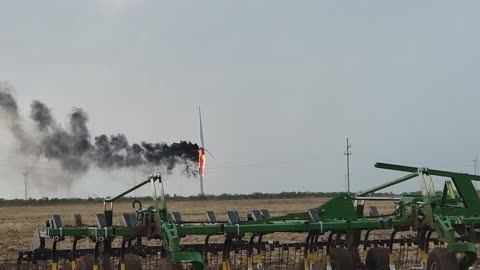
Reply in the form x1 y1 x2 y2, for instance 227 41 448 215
206 156 326 170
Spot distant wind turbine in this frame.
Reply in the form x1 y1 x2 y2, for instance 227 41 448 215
198 107 213 196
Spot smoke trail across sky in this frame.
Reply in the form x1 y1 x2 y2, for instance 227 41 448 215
0 82 200 188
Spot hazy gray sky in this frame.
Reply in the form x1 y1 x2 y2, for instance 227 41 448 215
1 1 480 199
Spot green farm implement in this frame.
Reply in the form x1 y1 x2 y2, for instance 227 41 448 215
16 162 480 270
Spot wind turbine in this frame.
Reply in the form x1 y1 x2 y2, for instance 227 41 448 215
198 107 213 196
198 108 206 196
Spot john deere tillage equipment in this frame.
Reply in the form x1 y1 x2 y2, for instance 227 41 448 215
17 163 480 269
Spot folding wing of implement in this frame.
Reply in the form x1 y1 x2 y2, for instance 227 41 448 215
17 163 480 270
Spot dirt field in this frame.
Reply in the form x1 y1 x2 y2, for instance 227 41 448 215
0 197 395 265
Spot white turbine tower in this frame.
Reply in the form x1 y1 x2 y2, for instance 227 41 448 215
199 108 205 196
198 107 215 196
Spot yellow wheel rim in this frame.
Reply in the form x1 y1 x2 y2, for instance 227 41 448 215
430 262 438 270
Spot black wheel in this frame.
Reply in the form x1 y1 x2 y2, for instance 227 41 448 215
426 248 458 270
327 248 354 270
364 247 390 270
123 254 143 270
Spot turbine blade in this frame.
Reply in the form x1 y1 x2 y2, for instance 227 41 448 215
204 148 215 159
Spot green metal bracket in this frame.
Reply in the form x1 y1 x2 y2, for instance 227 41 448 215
313 193 358 221
433 214 455 244
161 223 181 253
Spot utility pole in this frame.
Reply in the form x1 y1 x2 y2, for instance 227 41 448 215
344 138 352 193
22 170 28 200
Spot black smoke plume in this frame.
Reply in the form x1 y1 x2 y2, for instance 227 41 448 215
30 100 54 132
0 84 32 153
0 87 200 177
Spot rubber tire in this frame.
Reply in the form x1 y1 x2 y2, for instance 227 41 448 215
426 248 458 270
364 247 390 270
328 248 354 270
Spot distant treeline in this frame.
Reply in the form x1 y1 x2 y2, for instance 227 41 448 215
0 191 398 206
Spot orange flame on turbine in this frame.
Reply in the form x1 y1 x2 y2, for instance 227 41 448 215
198 147 206 176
